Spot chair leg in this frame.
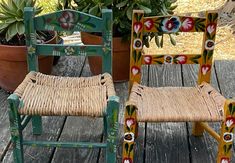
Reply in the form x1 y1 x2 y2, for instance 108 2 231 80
192 122 205 136
103 114 108 139
32 116 42 135
122 105 138 163
106 96 119 163
217 100 235 163
8 94 24 163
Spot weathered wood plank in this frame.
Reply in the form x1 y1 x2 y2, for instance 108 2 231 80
51 57 103 163
0 89 10 161
2 56 86 163
146 64 190 163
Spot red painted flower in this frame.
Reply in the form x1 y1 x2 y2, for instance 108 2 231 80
221 157 230 163
225 117 235 127
131 66 141 76
58 11 75 29
144 19 154 30
176 55 187 64
126 118 135 128
133 22 143 33
206 23 217 34
201 65 211 75
143 55 152 64
123 157 133 163
181 17 194 32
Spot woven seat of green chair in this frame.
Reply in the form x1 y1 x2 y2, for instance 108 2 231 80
128 82 226 122
14 72 115 116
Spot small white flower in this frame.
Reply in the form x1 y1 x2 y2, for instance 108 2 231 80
226 119 234 127
133 38 142 50
207 24 216 34
205 40 215 50
124 132 135 143
223 132 233 143
164 55 173 64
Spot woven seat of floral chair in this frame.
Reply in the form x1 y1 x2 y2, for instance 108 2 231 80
128 82 225 122
14 72 115 116
122 10 235 163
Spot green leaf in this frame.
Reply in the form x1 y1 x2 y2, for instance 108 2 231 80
203 50 207 64
126 106 130 115
138 4 151 14
133 51 137 62
89 4 99 16
137 51 142 62
191 55 201 59
229 127 234 133
155 60 163 64
155 33 160 47
223 145 227 153
207 51 213 60
160 35 164 48
227 144 232 153
229 103 233 114
129 144 134 153
116 0 128 8
169 34 176 46
154 55 164 59
130 106 135 115
126 5 133 21
16 22 25 35
191 59 199 64
6 22 18 41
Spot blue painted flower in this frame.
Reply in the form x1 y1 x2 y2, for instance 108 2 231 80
161 16 181 33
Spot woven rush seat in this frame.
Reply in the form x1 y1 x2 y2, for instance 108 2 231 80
128 82 226 122
14 72 115 116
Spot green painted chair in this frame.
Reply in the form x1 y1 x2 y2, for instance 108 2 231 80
8 7 119 163
122 10 235 163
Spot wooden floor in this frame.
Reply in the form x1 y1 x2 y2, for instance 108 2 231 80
0 56 235 163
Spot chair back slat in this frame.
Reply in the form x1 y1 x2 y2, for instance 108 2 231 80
142 54 202 65
34 9 103 32
36 44 103 57
143 16 206 33
129 10 218 88
24 7 113 74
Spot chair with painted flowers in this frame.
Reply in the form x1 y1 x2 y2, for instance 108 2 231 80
122 10 235 163
8 7 120 163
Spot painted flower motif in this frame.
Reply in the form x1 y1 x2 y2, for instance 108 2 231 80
181 17 194 32
144 19 154 30
133 22 143 33
176 55 187 64
207 23 216 34
123 158 133 163
201 65 211 75
65 46 75 56
223 132 233 143
161 16 181 33
133 38 142 50
205 40 215 50
126 118 135 128
225 117 235 127
143 55 152 64
58 11 75 29
131 66 141 76
27 45 35 54
124 132 134 143
221 157 230 163
164 55 173 64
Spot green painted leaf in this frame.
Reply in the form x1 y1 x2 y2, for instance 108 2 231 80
227 144 232 153
125 143 129 153
155 60 163 64
154 55 164 59
129 144 134 153
225 126 229 131
191 55 201 59
207 51 213 60
137 51 142 62
203 50 207 64
223 144 227 153
130 106 135 115
212 13 218 22
229 103 233 115
133 51 137 63
126 106 130 116
208 13 212 22
206 32 211 40
229 127 234 133
191 59 199 64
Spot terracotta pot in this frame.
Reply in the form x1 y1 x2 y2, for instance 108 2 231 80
0 33 57 92
81 32 130 82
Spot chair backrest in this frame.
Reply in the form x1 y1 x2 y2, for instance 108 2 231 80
129 10 218 87
24 7 112 74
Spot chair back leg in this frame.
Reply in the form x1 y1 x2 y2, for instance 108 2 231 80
32 116 42 135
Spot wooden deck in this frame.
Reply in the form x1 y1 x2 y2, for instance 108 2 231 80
0 56 235 163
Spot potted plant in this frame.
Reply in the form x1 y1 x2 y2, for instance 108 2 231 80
0 0 57 92
58 0 177 81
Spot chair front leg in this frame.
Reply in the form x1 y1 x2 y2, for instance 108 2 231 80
122 105 138 163
106 96 119 163
8 94 24 163
217 100 235 163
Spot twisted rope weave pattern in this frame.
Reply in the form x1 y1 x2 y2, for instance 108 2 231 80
15 72 115 116
128 82 225 122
